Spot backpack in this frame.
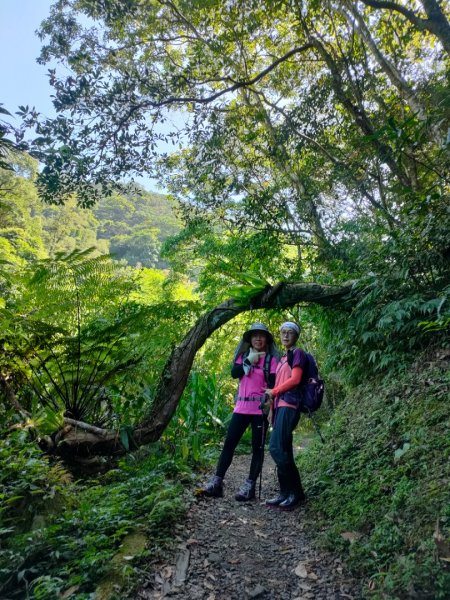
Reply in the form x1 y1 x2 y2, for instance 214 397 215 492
300 352 325 414
287 349 324 414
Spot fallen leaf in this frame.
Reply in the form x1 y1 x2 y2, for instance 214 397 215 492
161 566 173 579
255 530 268 539
294 562 308 578
297 582 312 591
341 531 362 544
60 586 79 598
394 442 411 462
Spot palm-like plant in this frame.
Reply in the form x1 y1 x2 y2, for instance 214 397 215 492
2 249 146 425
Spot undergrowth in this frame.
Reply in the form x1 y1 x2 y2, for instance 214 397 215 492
0 440 195 599
300 349 450 599
0 367 228 599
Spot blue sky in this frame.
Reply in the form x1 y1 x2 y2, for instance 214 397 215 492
0 0 55 119
0 0 178 192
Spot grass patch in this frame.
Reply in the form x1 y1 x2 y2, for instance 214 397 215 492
299 352 450 599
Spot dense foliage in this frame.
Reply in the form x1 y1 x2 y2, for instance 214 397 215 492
0 158 180 269
0 430 189 599
16 0 448 366
0 0 449 598
300 351 450 599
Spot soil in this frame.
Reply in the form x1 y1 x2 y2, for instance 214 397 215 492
135 453 362 600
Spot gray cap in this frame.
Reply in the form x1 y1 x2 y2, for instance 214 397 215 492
242 322 274 345
233 322 280 362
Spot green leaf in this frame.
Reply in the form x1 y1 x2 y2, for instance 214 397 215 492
394 443 411 462
120 427 130 451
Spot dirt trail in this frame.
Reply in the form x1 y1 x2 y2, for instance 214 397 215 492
137 454 361 600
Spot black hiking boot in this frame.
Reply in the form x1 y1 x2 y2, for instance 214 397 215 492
235 478 256 501
199 475 223 498
265 493 288 507
278 492 306 511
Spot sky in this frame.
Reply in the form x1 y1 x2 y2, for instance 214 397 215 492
0 0 174 192
0 0 55 120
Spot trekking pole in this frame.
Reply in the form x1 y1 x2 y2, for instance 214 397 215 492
308 409 325 444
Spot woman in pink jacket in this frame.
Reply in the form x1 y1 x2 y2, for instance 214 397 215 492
200 322 278 501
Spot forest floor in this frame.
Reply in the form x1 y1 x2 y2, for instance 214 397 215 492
134 452 362 600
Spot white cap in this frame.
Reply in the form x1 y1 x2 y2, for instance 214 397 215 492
279 321 300 335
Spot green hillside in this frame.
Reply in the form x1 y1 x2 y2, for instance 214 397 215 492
0 159 181 268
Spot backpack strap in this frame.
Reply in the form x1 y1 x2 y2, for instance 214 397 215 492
240 350 272 384
263 353 272 386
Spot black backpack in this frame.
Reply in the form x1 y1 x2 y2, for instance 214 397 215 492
287 349 325 414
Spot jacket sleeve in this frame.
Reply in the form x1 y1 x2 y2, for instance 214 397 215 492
231 362 245 379
272 366 303 395
231 354 249 379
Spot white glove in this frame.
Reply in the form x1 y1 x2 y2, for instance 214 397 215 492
247 348 265 365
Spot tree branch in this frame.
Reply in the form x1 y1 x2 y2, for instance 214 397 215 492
360 0 450 55
43 280 353 456
139 43 315 108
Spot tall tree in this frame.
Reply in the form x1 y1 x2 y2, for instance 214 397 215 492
23 1 448 243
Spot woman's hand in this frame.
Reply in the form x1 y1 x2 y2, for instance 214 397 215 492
247 348 265 365
265 388 273 398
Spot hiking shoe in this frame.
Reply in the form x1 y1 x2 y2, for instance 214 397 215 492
199 475 223 498
278 493 306 511
235 478 256 501
265 493 288 507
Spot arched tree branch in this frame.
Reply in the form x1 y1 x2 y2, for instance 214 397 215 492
51 280 353 457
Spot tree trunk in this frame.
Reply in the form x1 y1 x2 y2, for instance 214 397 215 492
244 90 330 249
311 37 412 189
48 280 352 457
0 373 30 417
421 0 450 56
344 2 444 147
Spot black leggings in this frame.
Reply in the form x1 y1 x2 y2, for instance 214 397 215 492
215 412 268 481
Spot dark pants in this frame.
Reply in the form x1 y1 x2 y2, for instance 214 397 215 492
216 412 268 481
269 407 304 496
